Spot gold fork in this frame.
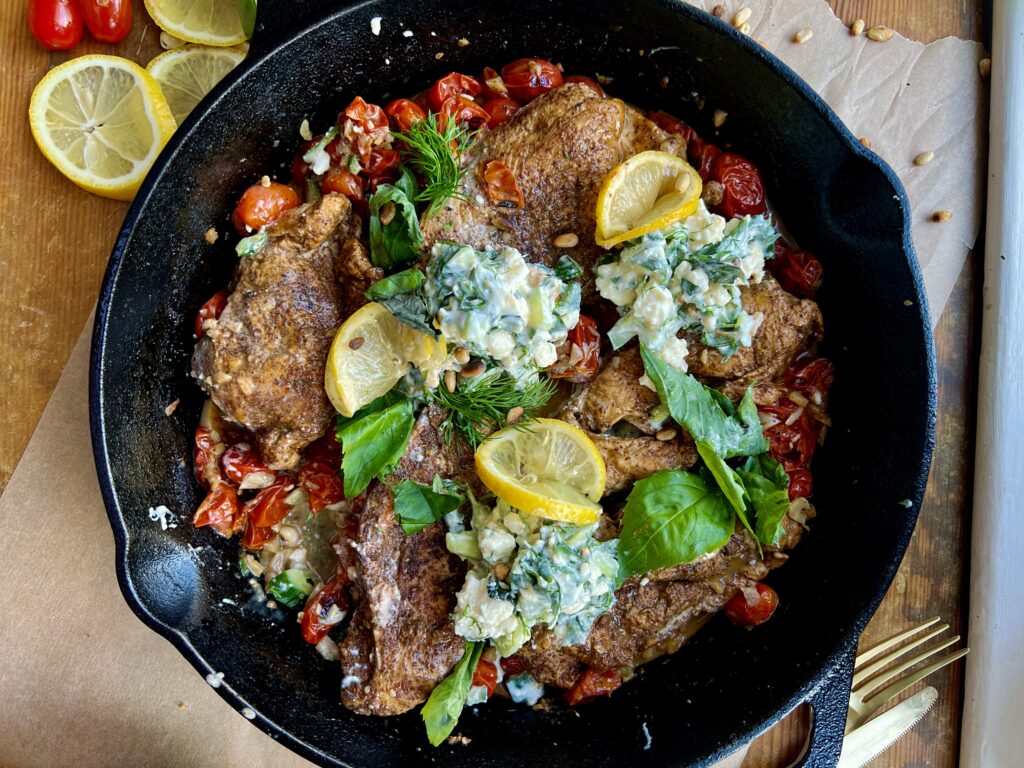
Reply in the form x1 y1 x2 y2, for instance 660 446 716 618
846 616 970 734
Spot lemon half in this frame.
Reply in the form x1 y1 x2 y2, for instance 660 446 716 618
29 55 177 201
595 150 703 248
144 0 248 46
475 418 607 525
148 44 246 125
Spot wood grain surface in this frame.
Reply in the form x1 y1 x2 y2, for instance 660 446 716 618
0 2 984 767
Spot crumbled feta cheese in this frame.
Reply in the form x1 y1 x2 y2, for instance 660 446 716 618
453 572 519 641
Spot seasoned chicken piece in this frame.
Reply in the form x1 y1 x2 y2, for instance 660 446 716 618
420 83 684 295
588 432 699 493
337 237 382 315
191 194 358 470
575 347 661 435
686 276 824 388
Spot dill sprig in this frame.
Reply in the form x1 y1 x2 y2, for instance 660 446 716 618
396 112 478 218
430 368 555 448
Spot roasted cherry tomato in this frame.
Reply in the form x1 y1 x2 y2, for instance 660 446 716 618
480 66 507 96
221 442 271 487
241 515 276 550
647 110 701 149
364 147 401 179
710 152 766 219
770 241 824 299
724 583 779 626
689 140 721 182
304 430 341 467
290 140 317 183
193 484 242 537
427 72 484 112
384 98 427 133
564 75 604 97
300 573 351 644
760 401 819 472
787 467 814 500
481 159 523 208
479 95 520 128
438 94 490 132
341 96 388 135
566 668 622 706
783 354 834 404
231 182 299 234
548 316 601 383
321 167 364 200
244 475 295 528
299 460 344 514
501 58 563 102
193 427 223 489
194 290 228 337
471 658 499 698
499 655 528 677
80 0 132 43
28 0 83 50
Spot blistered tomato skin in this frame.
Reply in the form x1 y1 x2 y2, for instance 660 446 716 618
501 58 563 102
710 152 767 219
724 583 779 626
231 183 299 235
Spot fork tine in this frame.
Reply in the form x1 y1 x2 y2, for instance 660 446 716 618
858 647 970 721
852 626 952 689
855 616 942 669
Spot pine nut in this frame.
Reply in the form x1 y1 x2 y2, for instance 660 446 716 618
379 201 396 226
793 28 813 44
494 563 510 581
349 336 365 350
851 19 865 36
713 109 728 127
553 232 579 248
739 21 751 35
979 58 991 79
454 346 470 364
444 369 457 393
656 428 677 441
461 360 485 378
914 151 935 166
931 210 953 223
712 5 726 19
867 25 894 42
506 406 525 425
732 8 752 27
859 137 872 149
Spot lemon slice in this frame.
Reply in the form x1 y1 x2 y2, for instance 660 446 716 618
326 302 447 418
147 45 246 125
144 0 247 46
595 150 703 248
475 418 607 525
29 55 177 201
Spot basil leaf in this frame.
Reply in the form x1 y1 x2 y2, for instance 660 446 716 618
618 469 736 575
393 478 464 535
337 399 416 498
696 440 754 537
640 344 768 458
369 180 424 269
335 390 405 433
394 165 420 201
553 255 584 281
364 268 435 336
237 0 257 38
235 232 267 257
366 268 424 299
421 641 484 746
738 453 792 547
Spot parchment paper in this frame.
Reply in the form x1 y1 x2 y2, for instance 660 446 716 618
0 2 987 766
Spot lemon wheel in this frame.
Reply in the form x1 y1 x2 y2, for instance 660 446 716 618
143 0 248 46
147 45 246 125
475 418 606 525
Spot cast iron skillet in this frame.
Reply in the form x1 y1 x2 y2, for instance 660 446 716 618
90 1 936 765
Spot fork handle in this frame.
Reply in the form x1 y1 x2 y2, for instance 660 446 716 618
789 646 857 768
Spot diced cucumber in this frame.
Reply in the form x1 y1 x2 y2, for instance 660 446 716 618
267 569 316 608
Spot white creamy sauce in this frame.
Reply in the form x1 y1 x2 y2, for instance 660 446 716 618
147 505 177 531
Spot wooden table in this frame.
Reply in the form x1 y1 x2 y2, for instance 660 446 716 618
0 2 984 766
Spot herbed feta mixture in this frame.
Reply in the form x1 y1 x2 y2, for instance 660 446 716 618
595 202 779 371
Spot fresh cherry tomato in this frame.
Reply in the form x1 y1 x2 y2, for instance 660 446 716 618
231 182 299 234
566 667 622 706
438 94 490 132
479 95 520 128
241 515 276 550
194 290 228 337
783 354 834 404
299 460 344 514
724 583 779 627
321 167 364 200
548 316 601 383
710 152 767 219
28 0 83 50
770 241 824 299
193 427 223 489
244 475 295 528
471 658 498 698
787 468 814 500
300 573 351 644
221 442 271 487
501 58 563 102
341 96 388 135
193 484 242 537
80 0 131 43
481 159 523 208
384 98 427 133
427 72 484 112
564 75 604 97
647 110 700 147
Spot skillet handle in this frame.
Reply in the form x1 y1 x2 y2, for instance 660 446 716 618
789 645 856 768
250 0 340 57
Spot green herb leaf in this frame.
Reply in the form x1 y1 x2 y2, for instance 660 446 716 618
237 0 256 38
235 232 267 257
393 478 464 535
691 213 779 265
365 268 425 299
266 569 315 608
421 641 484 746
364 268 435 336
369 175 424 269
394 164 420 200
337 398 416 498
618 469 736 575
640 344 768 458
302 126 338 175
396 112 477 217
737 453 792 547
696 440 753 532
305 177 322 203
553 255 584 281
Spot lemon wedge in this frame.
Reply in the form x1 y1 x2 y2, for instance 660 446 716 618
475 418 606 525
29 55 177 201
147 44 246 125
595 150 703 248
144 0 247 47
326 302 447 418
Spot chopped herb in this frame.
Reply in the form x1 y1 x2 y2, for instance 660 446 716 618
235 232 267 257
396 112 477 217
553 254 584 281
266 569 315 608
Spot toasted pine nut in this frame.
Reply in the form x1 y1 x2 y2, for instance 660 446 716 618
444 369 457 393
349 336 365 350
713 109 728 127
453 346 470 364
859 137 872 149
867 25 894 42
931 210 953 223
506 406 525 425
739 21 751 35
712 5 726 19
851 19 865 36
553 232 579 248
494 563 510 581
656 428 677 442
461 360 485 378
914 151 935 166
379 201 396 226
793 28 813 44
732 7 752 27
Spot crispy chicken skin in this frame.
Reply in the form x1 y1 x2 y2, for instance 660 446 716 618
191 193 360 470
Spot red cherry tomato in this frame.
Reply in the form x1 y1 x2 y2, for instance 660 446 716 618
724 583 779 626
480 95 520 128
231 182 299 234
783 354 834 404
321 167 364 200
193 484 242 537
193 427 223 489
303 430 341 468
427 72 484 112
786 468 814 500
481 159 523 208
221 442 271 487
471 658 498 698
760 401 819 472
710 152 767 219
480 66 507 96
244 475 295 528
647 110 700 147
548 316 601 383
194 290 228 337
300 573 351 644
28 0 83 50
290 140 317 183
689 140 721 182
501 58 563 102
438 95 490 132
566 667 621 706
80 0 132 43
770 241 824 299
384 98 427 133
499 655 528 677
341 96 388 135
241 515 276 550
564 75 604 97
299 460 344 514
364 147 401 179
